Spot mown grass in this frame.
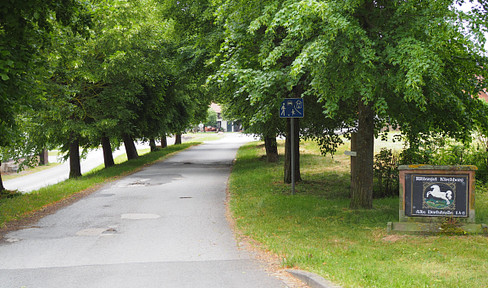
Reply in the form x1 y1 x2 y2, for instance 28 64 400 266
229 140 488 288
0 143 198 228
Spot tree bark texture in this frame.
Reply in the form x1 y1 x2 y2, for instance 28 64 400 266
39 149 49 165
264 136 279 162
0 161 4 192
101 135 115 168
149 138 157 152
175 134 182 145
69 136 82 179
284 118 301 183
123 133 139 160
350 132 357 199
161 132 167 148
350 101 374 209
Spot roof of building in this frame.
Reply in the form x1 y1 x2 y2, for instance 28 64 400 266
479 89 488 102
210 102 222 113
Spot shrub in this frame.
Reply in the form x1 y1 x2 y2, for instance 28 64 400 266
373 148 399 198
399 134 488 184
377 132 488 199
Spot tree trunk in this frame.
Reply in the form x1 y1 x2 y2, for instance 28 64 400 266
350 100 374 209
264 135 279 162
123 133 139 160
39 149 49 165
284 118 301 183
0 161 4 192
174 133 182 145
350 133 357 199
69 136 82 179
101 135 115 168
161 132 167 148
149 138 157 152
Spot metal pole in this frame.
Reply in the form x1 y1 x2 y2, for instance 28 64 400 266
291 117 295 195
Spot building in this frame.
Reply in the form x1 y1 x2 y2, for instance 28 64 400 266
209 103 241 132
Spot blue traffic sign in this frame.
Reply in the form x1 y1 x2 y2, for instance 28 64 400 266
279 98 304 118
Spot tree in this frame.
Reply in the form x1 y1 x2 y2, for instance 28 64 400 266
34 0 180 174
89 0 175 162
209 1 288 166
0 0 89 145
205 108 218 128
210 0 347 178
32 17 97 178
161 0 223 137
0 0 90 188
212 0 488 208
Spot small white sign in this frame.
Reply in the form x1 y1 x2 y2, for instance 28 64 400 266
344 151 357 157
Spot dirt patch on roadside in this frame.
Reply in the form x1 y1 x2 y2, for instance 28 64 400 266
382 234 408 242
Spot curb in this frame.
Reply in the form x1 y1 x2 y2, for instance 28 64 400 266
286 269 342 288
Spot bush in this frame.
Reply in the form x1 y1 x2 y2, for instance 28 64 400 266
374 133 488 198
373 148 399 198
399 135 488 184
398 134 446 165
205 108 218 127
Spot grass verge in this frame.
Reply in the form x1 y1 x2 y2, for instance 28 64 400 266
229 141 488 288
0 143 198 229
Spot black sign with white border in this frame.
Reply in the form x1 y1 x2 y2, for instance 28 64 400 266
404 174 469 217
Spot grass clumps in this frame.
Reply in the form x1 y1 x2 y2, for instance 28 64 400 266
0 189 22 201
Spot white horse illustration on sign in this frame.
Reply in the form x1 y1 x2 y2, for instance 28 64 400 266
426 185 452 205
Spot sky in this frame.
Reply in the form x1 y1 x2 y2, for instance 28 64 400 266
457 1 488 51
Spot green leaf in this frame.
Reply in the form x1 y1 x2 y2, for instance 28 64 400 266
0 73 9 81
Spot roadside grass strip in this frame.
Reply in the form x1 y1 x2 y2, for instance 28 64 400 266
0 143 198 228
228 141 488 288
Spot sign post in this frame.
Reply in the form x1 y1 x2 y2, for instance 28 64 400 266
280 98 304 195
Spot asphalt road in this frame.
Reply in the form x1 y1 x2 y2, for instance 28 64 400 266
0 133 292 288
3 140 171 193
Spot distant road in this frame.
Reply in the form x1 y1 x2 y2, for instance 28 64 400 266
3 140 167 193
4 134 258 193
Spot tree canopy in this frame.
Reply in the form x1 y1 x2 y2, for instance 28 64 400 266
0 0 213 185
1 0 487 210
209 0 488 208
0 0 89 148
